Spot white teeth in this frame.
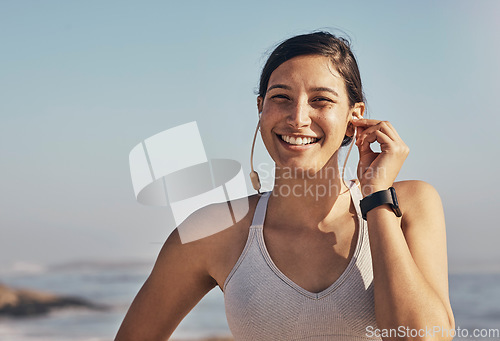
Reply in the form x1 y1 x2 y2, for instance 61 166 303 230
280 135 318 145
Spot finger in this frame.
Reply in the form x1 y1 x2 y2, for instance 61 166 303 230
357 139 377 164
358 123 397 145
359 129 410 161
381 121 402 140
356 130 392 157
360 120 401 141
354 124 372 142
361 129 393 146
354 120 401 142
351 118 382 127
357 145 378 179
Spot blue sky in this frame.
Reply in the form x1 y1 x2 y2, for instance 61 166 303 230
1 0 499 272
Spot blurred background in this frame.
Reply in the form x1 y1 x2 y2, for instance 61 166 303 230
1 0 499 340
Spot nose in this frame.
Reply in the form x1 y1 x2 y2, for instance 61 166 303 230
286 99 311 128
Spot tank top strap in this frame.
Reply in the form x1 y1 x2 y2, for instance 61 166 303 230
347 179 363 219
251 182 362 228
250 191 271 228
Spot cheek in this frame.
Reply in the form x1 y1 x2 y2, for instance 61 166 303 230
317 114 348 133
258 117 276 147
259 111 279 135
320 117 350 147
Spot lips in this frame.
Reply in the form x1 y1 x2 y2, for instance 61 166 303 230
278 134 320 146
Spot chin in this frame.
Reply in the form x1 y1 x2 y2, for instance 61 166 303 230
274 160 326 178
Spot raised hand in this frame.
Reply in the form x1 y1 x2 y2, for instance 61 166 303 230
352 118 409 197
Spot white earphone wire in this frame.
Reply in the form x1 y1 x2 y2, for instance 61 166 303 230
249 118 261 193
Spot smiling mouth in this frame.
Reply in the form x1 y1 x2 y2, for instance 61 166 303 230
278 134 320 146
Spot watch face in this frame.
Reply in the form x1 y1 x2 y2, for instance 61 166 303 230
389 187 399 206
389 187 402 217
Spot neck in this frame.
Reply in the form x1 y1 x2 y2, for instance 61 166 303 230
267 161 351 231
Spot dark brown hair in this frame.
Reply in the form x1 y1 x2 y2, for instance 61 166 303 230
258 31 365 146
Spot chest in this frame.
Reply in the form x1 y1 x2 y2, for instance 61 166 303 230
223 223 378 341
262 218 358 293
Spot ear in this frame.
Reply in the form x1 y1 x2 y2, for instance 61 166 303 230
351 102 365 120
257 96 263 115
346 102 365 137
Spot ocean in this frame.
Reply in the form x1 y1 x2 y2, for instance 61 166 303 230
0 261 499 340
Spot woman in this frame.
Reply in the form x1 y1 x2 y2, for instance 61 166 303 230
116 32 455 340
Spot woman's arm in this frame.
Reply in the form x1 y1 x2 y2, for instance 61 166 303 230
367 180 454 340
115 227 217 340
353 119 455 340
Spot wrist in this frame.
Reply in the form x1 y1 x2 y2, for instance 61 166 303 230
360 183 391 197
365 204 395 220
359 187 402 220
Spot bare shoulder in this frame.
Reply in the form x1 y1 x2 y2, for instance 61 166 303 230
115 194 261 339
157 193 262 288
393 180 443 226
393 180 441 203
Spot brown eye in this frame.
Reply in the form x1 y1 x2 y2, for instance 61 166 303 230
313 97 334 103
270 94 290 100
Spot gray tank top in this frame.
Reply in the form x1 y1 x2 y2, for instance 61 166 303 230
223 180 380 340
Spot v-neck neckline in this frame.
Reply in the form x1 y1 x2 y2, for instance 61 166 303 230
255 181 364 300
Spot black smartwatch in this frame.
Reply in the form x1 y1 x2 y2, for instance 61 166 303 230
360 187 402 220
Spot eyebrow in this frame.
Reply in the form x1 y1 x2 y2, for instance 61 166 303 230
267 84 339 97
267 84 292 92
310 87 339 97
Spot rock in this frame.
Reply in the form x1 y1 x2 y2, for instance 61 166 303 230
0 283 105 317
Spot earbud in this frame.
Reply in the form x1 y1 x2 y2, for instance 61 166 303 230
250 116 262 193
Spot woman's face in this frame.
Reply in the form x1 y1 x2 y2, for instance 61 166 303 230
258 55 359 176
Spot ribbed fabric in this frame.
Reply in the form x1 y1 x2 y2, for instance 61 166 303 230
223 181 380 340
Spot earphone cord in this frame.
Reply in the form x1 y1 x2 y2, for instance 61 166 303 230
341 127 356 195
250 119 261 193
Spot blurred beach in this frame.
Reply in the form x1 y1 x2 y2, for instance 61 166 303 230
0 260 499 340
0 261 231 340
1 0 500 340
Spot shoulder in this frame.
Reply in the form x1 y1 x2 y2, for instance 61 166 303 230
179 193 261 241
156 193 262 284
115 194 262 339
393 180 441 205
392 180 445 231
163 193 261 251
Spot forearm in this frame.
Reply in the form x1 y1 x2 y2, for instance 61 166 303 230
366 206 454 340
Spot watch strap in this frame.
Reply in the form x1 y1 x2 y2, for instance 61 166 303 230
360 187 402 220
